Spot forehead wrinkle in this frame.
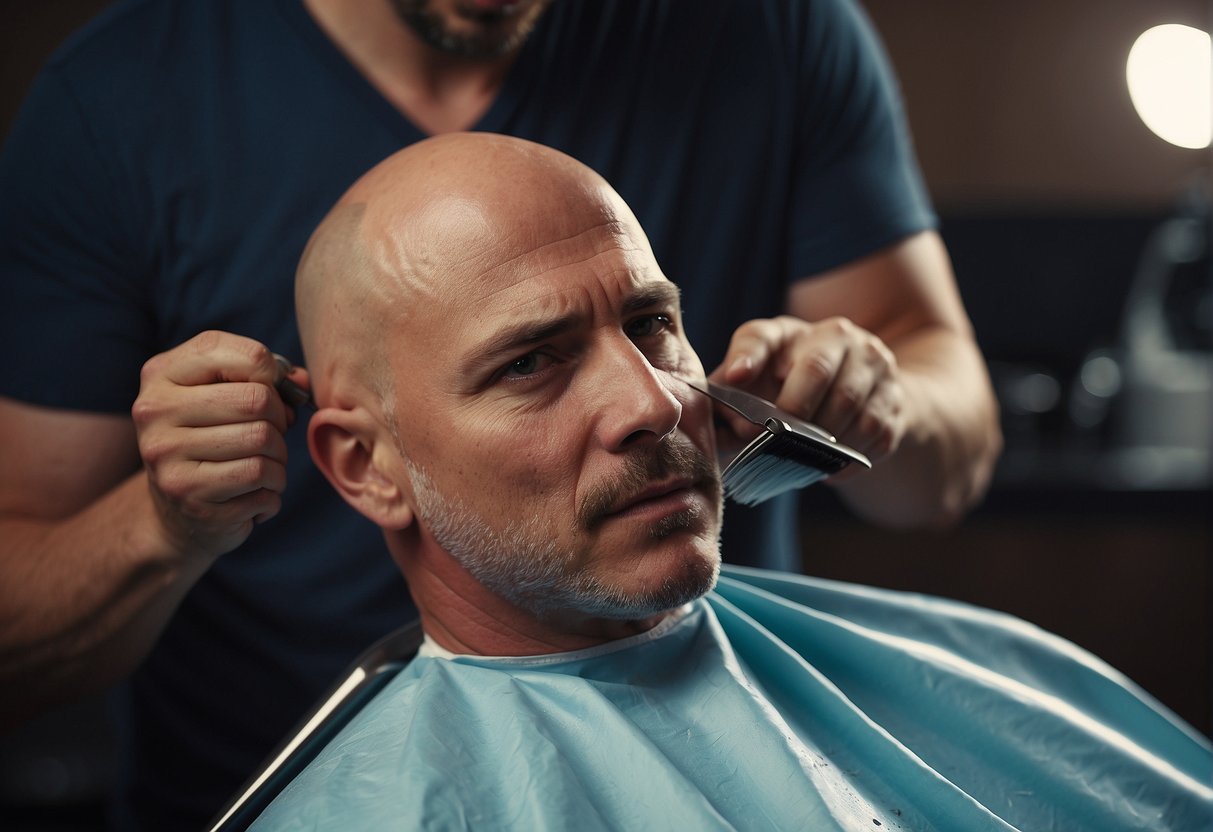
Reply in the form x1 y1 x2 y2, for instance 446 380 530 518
465 241 657 317
472 218 643 286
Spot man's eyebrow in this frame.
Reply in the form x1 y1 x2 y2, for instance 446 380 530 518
461 283 682 376
622 282 682 314
463 314 582 372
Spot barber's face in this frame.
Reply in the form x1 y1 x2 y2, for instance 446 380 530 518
390 0 552 60
386 201 722 620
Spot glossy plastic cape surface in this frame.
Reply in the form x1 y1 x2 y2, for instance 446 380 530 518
252 566 1212 831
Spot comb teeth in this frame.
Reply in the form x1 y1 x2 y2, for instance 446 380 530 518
722 429 851 506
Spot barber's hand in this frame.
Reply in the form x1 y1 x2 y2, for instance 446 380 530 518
131 331 310 561
709 315 905 478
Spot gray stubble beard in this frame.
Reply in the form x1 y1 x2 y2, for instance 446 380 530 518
404 457 722 621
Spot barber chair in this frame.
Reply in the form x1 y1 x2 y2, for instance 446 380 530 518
206 622 424 831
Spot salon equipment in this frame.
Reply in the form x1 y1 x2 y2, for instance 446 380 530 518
689 380 871 505
207 623 424 831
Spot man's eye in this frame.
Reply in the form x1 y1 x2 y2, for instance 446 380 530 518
503 352 545 378
626 314 673 338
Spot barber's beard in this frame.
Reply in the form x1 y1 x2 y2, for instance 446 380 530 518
405 442 723 620
389 0 551 61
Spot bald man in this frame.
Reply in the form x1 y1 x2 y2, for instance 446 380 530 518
244 134 1211 830
298 133 724 649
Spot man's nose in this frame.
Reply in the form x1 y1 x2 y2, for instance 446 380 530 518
592 340 683 452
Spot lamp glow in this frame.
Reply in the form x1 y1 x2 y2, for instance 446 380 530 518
1126 24 1211 150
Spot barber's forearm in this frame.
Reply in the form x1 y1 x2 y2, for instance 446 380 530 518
0 471 211 728
831 327 1003 529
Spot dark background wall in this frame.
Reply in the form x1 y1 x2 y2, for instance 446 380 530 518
1 0 1210 827
872 0 1209 212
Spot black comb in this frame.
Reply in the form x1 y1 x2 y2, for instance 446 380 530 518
272 354 314 410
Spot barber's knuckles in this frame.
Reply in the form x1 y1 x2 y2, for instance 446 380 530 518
150 448 286 558
136 360 287 421
831 376 906 460
137 328 282 406
176 421 288 464
184 330 280 380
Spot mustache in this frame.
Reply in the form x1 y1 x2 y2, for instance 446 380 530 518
578 439 721 530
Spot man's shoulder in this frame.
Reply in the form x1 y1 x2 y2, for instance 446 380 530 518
47 0 202 69
42 0 281 87
549 0 859 56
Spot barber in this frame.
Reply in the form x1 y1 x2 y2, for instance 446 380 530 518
0 0 1000 828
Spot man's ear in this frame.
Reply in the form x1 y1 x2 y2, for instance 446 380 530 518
307 407 415 530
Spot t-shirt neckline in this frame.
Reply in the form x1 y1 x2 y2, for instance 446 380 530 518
272 0 544 141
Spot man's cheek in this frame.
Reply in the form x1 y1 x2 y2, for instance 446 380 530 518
661 338 705 382
495 447 569 502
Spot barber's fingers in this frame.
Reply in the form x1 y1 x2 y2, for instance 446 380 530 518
146 330 282 387
143 421 290 466
776 321 907 467
134 380 292 436
139 416 290 512
710 316 910 471
778 321 898 435
146 451 288 555
833 376 906 464
708 318 791 443
711 315 859 423
711 317 788 390
136 333 291 432
769 328 850 426
156 457 289 506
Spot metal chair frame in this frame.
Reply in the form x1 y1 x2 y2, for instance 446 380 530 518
207 621 425 831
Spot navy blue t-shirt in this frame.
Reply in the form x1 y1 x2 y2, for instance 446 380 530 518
0 0 934 827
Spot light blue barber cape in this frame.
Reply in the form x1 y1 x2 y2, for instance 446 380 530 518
252 566 1212 830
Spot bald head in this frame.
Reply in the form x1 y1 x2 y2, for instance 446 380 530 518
295 133 649 413
299 134 720 634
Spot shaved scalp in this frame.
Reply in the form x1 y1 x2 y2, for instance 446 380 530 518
294 133 651 418
295 202 396 414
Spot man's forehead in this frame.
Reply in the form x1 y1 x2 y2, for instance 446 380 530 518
449 212 647 292
478 236 656 303
498 269 678 316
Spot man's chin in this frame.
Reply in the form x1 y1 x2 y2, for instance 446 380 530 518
572 543 721 621
393 0 547 60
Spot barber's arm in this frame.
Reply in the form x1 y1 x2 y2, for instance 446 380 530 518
712 230 1002 529
0 331 300 727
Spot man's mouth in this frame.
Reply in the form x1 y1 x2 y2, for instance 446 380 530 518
459 0 522 19
606 477 698 519
578 438 721 531
594 480 713 531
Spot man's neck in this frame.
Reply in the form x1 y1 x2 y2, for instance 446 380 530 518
303 0 526 135
397 541 675 657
